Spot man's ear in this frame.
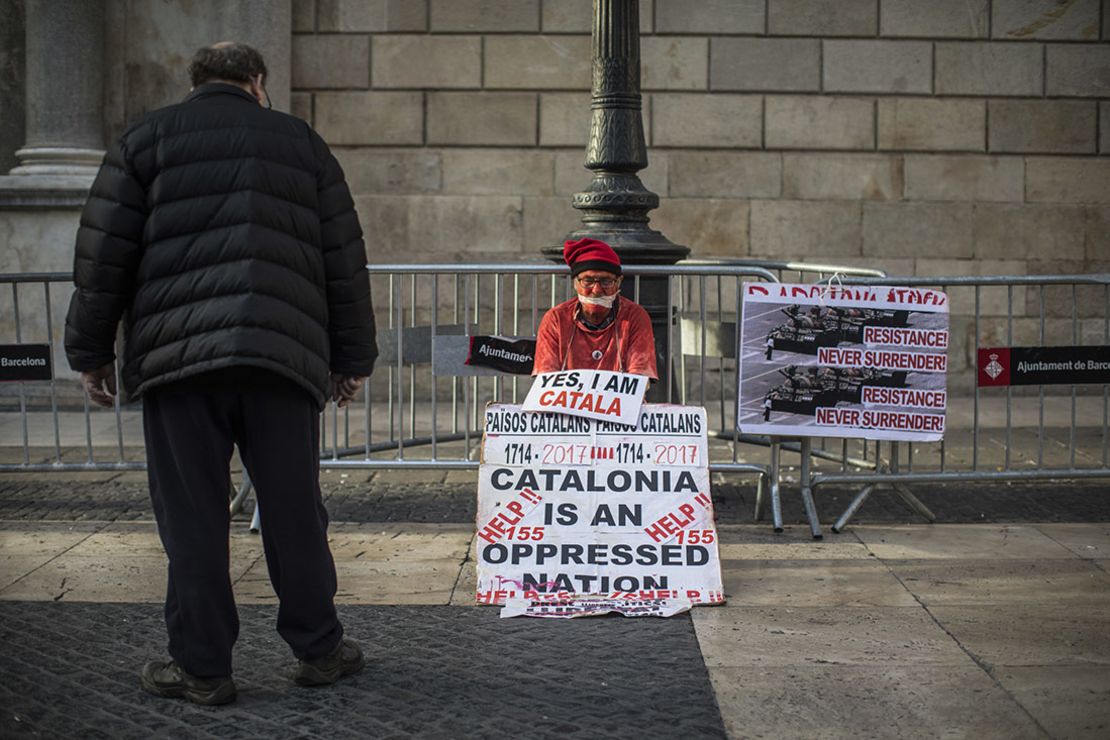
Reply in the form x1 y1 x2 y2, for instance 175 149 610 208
248 75 266 106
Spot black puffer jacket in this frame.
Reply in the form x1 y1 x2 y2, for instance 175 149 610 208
64 83 377 408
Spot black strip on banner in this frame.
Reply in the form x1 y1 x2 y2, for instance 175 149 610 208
466 336 536 375
0 344 52 382
980 346 1110 386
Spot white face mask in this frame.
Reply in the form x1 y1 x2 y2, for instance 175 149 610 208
578 293 617 309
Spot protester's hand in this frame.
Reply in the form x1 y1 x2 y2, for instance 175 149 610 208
81 363 117 407
330 374 364 408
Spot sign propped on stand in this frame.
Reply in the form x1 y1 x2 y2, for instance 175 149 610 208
522 369 648 426
737 283 949 442
477 403 724 619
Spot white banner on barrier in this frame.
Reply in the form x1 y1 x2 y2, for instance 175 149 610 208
737 283 949 442
478 403 724 618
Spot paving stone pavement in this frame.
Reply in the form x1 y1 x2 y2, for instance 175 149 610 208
0 602 725 739
2 470 1109 738
1 474 1108 525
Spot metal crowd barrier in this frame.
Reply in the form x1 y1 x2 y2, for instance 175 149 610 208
801 274 1110 535
7 266 1104 536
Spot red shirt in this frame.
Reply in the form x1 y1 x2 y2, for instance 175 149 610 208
532 298 658 380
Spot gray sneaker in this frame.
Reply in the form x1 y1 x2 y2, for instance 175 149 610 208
293 637 364 686
140 660 237 705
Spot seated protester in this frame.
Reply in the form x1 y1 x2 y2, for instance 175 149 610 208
533 238 658 380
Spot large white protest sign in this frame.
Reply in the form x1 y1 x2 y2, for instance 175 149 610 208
737 283 949 442
478 403 723 618
521 370 648 426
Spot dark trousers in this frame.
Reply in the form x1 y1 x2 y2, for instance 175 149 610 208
142 371 342 678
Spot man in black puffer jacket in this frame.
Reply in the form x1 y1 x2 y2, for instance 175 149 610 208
64 43 377 705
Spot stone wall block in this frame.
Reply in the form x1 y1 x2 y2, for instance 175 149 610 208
334 149 442 195
291 35 369 89
485 36 592 89
554 151 668 197
991 0 1101 40
642 37 708 91
540 93 592 147
904 155 1024 202
749 201 863 258
652 94 761 148
372 36 481 89
315 92 423 145
914 258 1027 316
1085 207 1110 261
973 203 1087 259
1102 102 1110 154
430 0 539 32
988 100 1097 154
710 38 820 92
823 40 932 94
427 92 537 146
293 0 315 31
442 149 554 196
359 195 525 255
935 42 1043 96
668 152 782 198
862 202 974 258
1045 45 1110 97
783 153 904 201
879 0 989 38
652 198 750 256
877 99 986 151
1024 259 1110 319
319 0 428 31
1025 158 1110 204
524 196 581 253
765 96 875 150
655 0 764 34
768 0 877 36
290 92 312 124
541 0 653 33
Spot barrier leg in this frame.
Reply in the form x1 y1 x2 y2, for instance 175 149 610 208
831 483 876 534
229 471 253 516
754 472 765 523
250 502 261 534
770 439 784 533
799 438 822 540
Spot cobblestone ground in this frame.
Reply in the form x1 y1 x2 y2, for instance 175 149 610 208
0 602 724 739
1 476 1108 525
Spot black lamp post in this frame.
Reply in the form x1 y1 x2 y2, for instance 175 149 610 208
543 0 689 399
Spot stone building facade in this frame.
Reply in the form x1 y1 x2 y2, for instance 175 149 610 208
0 0 1107 389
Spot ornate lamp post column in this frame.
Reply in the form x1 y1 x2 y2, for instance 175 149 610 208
543 0 689 398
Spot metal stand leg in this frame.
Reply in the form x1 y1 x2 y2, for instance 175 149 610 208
888 442 936 522
893 483 936 522
799 438 822 540
831 483 876 534
250 501 261 534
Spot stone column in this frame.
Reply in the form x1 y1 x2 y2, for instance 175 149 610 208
10 0 105 176
544 0 689 399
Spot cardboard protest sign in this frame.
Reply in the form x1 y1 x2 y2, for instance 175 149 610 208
478 403 723 618
522 369 648 426
738 283 949 442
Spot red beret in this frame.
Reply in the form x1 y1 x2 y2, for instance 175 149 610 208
563 238 621 277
